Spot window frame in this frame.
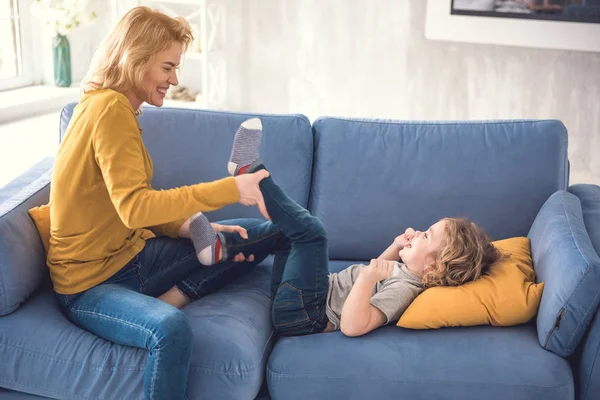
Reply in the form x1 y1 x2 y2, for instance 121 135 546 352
0 0 36 91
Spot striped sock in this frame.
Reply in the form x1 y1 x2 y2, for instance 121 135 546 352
227 117 263 176
189 212 227 265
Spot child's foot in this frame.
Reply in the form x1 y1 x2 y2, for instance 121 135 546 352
227 117 262 176
189 212 227 265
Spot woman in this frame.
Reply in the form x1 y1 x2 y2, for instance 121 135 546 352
48 7 275 400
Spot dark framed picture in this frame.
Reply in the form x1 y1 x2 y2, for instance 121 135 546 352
426 0 600 52
451 0 600 24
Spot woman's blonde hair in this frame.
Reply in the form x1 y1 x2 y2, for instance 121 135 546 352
82 6 193 94
421 217 503 289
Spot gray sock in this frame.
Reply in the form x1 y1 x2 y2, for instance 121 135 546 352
189 212 226 265
227 117 263 176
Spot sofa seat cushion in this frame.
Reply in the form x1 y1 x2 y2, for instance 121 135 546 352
267 324 573 400
0 263 274 400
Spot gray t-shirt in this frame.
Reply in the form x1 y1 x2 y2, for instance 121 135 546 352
325 262 423 331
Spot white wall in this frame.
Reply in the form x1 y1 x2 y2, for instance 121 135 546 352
43 0 600 186
236 0 600 185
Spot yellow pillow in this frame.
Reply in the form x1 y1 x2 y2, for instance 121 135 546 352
28 204 50 254
397 237 544 329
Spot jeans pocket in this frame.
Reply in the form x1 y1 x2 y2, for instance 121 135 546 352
272 283 311 329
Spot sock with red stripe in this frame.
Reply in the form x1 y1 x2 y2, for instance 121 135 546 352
189 212 227 265
227 117 262 176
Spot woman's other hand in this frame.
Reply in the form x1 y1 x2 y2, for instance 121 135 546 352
235 170 271 220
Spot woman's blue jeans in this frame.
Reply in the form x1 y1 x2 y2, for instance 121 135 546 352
54 218 282 400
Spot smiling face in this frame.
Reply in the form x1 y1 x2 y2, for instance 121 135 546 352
398 219 448 277
129 41 182 109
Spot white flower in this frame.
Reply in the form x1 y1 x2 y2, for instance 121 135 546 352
30 0 97 36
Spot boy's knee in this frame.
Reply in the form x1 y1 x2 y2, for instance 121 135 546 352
307 216 327 241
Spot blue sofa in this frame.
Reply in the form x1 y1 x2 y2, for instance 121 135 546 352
1 104 599 400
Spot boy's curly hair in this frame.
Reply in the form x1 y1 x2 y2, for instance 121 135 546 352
421 218 503 289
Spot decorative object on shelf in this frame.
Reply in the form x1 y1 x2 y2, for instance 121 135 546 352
165 86 198 102
30 0 98 87
51 34 71 87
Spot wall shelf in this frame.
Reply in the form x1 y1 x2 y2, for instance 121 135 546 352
110 0 227 109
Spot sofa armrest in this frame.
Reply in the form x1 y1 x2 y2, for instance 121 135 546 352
568 184 600 400
569 184 600 257
0 158 53 316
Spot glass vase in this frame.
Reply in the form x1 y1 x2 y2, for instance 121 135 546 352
52 34 72 87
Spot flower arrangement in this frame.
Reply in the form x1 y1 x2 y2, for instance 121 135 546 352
30 0 97 36
29 0 98 87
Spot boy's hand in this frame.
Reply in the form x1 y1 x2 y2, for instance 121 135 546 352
361 259 396 282
393 227 416 250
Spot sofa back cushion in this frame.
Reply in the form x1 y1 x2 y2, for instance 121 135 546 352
60 104 313 220
309 118 568 260
528 190 600 357
0 158 53 316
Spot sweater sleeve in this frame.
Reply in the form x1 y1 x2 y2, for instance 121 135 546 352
149 218 187 238
92 101 239 229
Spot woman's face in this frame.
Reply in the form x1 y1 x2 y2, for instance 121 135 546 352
138 41 183 108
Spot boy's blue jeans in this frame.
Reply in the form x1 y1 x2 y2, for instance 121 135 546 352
255 164 330 336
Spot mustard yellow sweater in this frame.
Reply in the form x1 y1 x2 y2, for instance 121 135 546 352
48 89 239 294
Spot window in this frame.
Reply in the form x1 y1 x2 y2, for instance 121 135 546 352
0 0 33 91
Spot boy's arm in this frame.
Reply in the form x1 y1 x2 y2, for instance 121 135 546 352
339 259 394 337
378 243 401 261
377 228 415 261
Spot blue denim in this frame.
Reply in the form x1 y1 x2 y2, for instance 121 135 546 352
254 164 330 336
54 218 281 400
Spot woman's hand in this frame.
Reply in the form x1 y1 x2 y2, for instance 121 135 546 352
211 223 248 238
234 170 271 220
211 223 255 262
393 227 415 250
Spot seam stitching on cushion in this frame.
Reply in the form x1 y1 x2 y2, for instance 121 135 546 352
559 191 600 354
145 107 311 127
266 366 574 390
0 173 51 218
0 378 103 400
0 342 144 372
315 117 563 128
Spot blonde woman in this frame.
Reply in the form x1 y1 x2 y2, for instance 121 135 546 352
48 7 279 399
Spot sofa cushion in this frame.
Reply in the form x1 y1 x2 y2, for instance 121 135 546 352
27 205 50 254
309 118 568 259
397 237 544 329
0 158 53 316
60 104 313 222
267 324 573 400
0 263 274 400
528 190 600 357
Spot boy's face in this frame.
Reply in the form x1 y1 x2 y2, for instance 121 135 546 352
399 219 448 276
